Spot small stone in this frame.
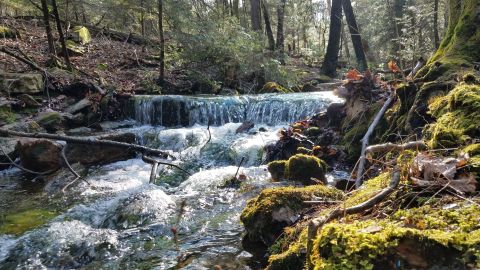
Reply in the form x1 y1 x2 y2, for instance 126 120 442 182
0 73 44 94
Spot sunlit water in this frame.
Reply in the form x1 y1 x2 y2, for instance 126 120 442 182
0 91 342 269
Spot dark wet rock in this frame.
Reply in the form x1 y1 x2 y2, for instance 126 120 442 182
0 73 44 94
3 120 44 133
65 132 136 165
98 120 135 131
17 94 41 108
66 98 92 114
0 138 19 170
236 121 255 134
16 139 62 172
66 127 93 135
62 81 105 98
265 135 313 163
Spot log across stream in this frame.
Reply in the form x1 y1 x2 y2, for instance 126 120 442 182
0 91 344 269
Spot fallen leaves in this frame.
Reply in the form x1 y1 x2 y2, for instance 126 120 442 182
409 153 477 194
346 69 362 81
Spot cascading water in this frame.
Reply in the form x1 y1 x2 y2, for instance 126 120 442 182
132 92 340 126
0 91 342 269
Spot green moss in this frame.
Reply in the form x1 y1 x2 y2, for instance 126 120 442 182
460 143 480 179
241 185 343 245
424 84 480 149
267 227 309 270
0 209 57 236
65 39 85 55
261 82 292 93
72 26 91 44
316 75 333 83
286 154 327 185
0 106 17 124
343 173 391 207
268 160 287 181
296 147 313 155
311 203 480 269
304 127 322 137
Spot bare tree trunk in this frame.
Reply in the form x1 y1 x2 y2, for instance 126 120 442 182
158 0 165 83
140 0 145 36
233 0 240 18
250 0 262 31
392 0 406 58
81 1 87 23
52 0 72 70
262 0 275 50
276 0 286 51
341 21 350 59
433 0 440 49
342 0 368 71
40 0 56 56
321 0 342 77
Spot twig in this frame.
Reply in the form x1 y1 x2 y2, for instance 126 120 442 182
234 156 246 179
142 155 191 176
306 169 400 270
355 88 395 188
60 146 90 185
200 120 212 152
366 141 427 156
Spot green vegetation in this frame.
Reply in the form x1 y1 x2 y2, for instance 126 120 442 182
267 154 328 185
424 83 480 149
0 106 17 124
267 160 287 182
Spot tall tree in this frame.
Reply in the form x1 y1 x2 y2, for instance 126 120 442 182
321 0 342 77
250 0 262 31
158 0 165 83
262 0 275 50
433 0 440 49
276 0 286 51
40 0 56 56
233 0 240 18
342 0 368 71
52 0 71 70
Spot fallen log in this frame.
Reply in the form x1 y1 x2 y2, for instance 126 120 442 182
306 169 400 270
0 129 175 160
355 88 395 188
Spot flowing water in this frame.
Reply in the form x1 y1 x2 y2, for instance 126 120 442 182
0 91 342 269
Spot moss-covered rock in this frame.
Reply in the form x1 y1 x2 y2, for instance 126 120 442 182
65 39 86 56
268 160 287 181
423 83 480 149
70 26 91 45
286 154 328 185
0 73 44 94
311 203 480 269
267 227 309 270
260 82 292 93
35 111 66 132
241 185 343 246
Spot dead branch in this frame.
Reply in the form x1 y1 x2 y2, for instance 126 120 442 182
366 141 427 156
142 155 191 177
0 129 175 160
355 88 395 188
60 145 90 188
306 169 400 270
0 46 46 73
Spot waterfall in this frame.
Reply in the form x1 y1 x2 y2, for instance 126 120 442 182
132 91 342 127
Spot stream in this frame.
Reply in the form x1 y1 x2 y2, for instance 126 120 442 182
0 91 342 269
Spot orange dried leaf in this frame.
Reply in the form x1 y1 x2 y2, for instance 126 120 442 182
346 69 362 81
388 60 401 73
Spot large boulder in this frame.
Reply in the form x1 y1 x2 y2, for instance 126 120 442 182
69 26 91 45
16 139 62 172
65 132 137 165
0 73 44 94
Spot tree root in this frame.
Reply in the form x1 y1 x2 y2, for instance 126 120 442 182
306 168 400 269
